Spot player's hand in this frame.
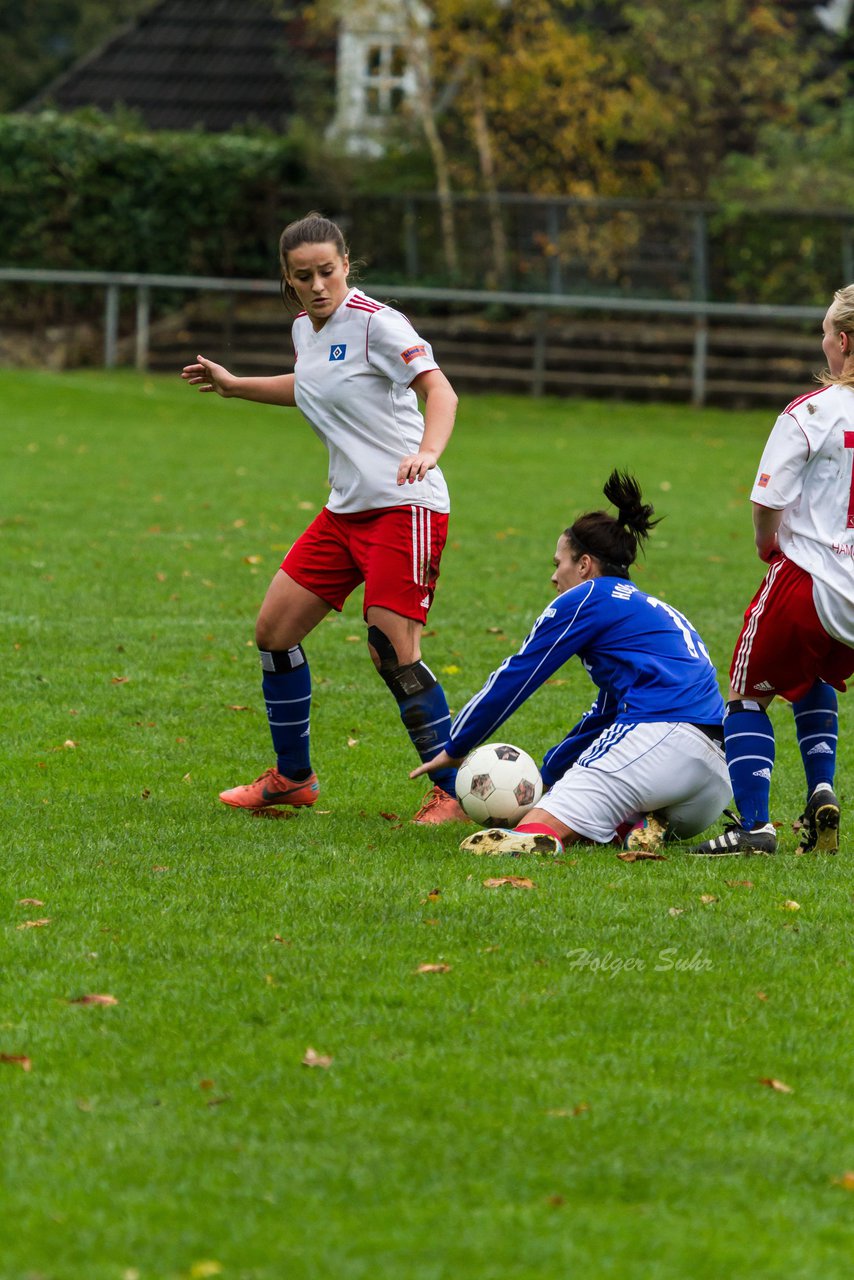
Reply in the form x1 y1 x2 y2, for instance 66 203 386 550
397 450 438 485
409 749 461 780
181 355 235 397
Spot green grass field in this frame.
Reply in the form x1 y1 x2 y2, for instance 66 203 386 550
1 370 852 1280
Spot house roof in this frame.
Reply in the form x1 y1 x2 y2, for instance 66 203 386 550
25 0 335 133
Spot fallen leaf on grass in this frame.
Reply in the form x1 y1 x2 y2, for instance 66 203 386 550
347 737 359 747
546 1103 589 1117
17 899 44 907
756 991 768 1001
546 1194 565 1207
422 888 442 902
379 811 400 822
302 1047 332 1069
69 994 118 1006
617 850 667 862
668 907 684 917
16 918 51 929
111 676 129 684
759 1077 793 1094
152 865 170 873
699 894 718 905
780 900 800 911
141 789 151 799
199 1079 215 1090
832 1172 854 1190
483 876 536 889
189 1263 223 1279
416 962 451 974
243 555 263 565
226 704 254 712
726 880 754 889
272 935 292 946
250 808 296 820
0 1054 31 1072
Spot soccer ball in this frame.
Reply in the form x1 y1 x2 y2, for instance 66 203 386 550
455 742 543 827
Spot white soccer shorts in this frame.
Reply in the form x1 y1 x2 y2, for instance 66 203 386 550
541 721 731 844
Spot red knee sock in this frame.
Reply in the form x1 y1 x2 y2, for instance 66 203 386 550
515 821 565 852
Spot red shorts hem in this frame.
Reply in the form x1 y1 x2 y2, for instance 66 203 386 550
281 505 449 624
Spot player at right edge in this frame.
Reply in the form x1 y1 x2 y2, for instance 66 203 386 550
693 284 854 856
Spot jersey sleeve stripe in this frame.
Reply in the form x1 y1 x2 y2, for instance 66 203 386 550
784 385 830 413
781 410 812 458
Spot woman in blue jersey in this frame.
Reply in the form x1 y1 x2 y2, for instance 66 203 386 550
411 471 731 855
182 212 467 824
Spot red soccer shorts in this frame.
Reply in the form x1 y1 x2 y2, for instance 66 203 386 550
730 554 854 702
281 504 449 623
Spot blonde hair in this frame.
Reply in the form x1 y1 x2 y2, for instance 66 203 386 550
819 283 854 388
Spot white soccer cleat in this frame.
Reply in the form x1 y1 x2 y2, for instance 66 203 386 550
459 827 562 857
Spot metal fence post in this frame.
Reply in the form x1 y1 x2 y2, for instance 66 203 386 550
135 285 150 371
103 283 119 368
531 312 546 397
692 318 708 407
692 211 709 303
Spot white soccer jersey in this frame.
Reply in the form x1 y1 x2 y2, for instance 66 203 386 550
291 288 450 515
750 383 854 644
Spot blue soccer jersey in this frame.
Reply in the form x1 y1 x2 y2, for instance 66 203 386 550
447 577 724 773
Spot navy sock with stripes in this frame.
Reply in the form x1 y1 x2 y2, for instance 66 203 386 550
399 682 457 795
723 698 775 829
793 680 838 801
259 646 312 780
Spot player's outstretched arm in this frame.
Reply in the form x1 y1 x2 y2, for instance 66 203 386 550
181 355 296 406
397 369 458 485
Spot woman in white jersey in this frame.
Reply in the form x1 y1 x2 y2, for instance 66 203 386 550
694 284 854 856
182 212 468 823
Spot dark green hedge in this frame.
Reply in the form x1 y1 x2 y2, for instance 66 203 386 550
0 109 309 279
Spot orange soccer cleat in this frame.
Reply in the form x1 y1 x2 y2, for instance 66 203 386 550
219 767 319 811
411 784 471 825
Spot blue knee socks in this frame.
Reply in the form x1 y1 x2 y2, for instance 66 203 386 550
793 681 838 801
723 699 775 829
398 683 456 795
259 646 312 779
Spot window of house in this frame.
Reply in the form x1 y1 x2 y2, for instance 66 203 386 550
363 42 408 117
